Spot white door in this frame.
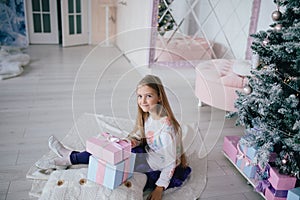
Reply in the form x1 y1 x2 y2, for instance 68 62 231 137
61 0 88 47
26 0 59 44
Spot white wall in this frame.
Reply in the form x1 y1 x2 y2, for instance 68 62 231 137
115 0 153 73
257 1 276 31
115 0 276 66
189 0 276 59
196 0 253 59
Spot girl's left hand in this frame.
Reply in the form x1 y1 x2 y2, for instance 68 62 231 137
146 186 164 200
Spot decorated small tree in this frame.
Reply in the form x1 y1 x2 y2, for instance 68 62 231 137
233 0 300 178
157 0 176 36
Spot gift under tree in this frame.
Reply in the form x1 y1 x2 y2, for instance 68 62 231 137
231 0 300 181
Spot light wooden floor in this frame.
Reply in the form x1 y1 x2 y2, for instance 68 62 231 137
0 45 263 200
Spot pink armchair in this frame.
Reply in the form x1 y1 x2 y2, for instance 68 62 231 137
195 59 249 112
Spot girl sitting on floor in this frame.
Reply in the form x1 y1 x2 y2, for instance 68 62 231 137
37 75 191 200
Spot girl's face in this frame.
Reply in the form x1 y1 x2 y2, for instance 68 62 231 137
137 85 161 113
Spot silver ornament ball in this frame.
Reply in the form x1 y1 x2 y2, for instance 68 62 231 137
243 85 252 94
272 10 282 21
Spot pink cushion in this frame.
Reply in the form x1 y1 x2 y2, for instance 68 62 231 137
220 74 247 88
196 59 246 88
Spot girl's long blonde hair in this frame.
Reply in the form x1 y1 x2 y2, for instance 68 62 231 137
131 75 187 167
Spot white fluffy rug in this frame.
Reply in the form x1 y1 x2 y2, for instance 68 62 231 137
26 113 207 199
0 46 29 80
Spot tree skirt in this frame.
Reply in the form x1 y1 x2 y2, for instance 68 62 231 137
26 113 207 199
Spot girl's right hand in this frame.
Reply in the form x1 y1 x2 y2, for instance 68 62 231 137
130 139 138 148
146 186 163 200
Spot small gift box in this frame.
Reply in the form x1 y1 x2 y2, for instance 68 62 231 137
236 143 258 179
239 142 258 161
86 132 131 165
222 135 240 163
87 154 136 190
236 158 258 179
256 164 297 199
265 186 288 200
287 187 300 200
244 128 277 164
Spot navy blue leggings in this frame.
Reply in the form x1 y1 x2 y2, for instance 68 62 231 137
70 151 90 165
131 146 192 190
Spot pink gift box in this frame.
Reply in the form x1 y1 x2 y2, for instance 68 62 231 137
223 135 240 163
269 166 296 190
269 152 277 163
86 133 131 165
265 187 287 200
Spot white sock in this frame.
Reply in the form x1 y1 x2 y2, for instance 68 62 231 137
54 157 72 166
48 135 72 158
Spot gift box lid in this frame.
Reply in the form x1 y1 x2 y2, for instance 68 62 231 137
223 136 240 146
86 133 131 165
269 166 297 190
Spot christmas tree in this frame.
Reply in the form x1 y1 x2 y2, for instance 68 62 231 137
157 0 176 36
233 0 300 179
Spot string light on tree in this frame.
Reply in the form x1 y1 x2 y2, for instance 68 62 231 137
282 159 287 165
262 37 270 46
251 52 260 69
274 24 283 31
